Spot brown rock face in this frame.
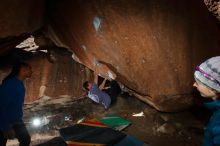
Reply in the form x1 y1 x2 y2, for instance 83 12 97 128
0 0 220 111
46 0 220 111
0 48 92 103
0 0 45 38
25 49 91 102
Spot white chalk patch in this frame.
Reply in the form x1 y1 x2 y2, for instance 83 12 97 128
93 16 102 32
108 71 113 79
39 85 46 97
108 71 114 80
39 50 48 53
93 58 100 67
82 45 87 51
77 117 85 124
72 52 81 63
132 111 144 117
16 35 39 52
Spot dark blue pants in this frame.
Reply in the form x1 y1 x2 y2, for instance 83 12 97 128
0 122 30 146
106 80 121 105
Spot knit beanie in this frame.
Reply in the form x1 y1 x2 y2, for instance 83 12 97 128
194 56 220 93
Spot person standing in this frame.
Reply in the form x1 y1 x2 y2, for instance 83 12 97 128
0 62 32 146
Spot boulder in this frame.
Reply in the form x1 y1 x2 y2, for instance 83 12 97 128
46 0 220 111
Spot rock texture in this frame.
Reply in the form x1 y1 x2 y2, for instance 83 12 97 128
204 0 220 21
25 52 89 102
0 0 220 111
0 0 45 38
46 0 220 111
0 48 92 102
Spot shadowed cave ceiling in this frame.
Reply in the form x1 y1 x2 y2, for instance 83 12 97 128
0 0 220 112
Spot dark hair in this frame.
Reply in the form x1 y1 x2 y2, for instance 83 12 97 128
83 81 89 91
2 62 30 83
217 93 220 99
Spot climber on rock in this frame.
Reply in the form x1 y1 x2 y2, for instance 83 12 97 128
83 63 121 109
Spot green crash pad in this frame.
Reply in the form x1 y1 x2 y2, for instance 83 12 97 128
100 114 131 131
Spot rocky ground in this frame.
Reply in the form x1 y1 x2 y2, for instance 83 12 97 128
7 93 208 146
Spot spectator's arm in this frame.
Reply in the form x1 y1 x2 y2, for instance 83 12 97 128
93 70 99 85
99 78 107 90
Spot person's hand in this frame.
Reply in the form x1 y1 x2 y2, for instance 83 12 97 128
95 63 116 80
3 129 15 139
94 63 100 76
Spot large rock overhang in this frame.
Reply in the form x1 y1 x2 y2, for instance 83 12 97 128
0 0 220 112
0 0 45 38
46 0 220 112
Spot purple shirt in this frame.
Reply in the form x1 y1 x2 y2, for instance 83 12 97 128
88 83 111 109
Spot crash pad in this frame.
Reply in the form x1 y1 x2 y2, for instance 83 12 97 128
114 135 149 146
100 114 131 131
59 119 126 146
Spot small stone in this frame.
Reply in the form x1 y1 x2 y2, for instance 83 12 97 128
156 123 176 135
